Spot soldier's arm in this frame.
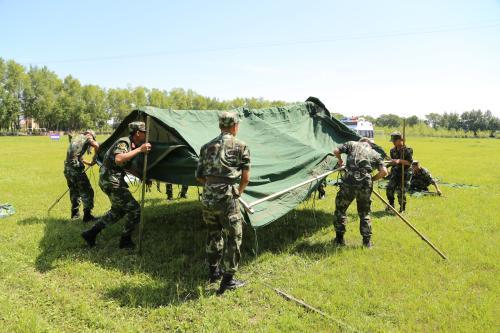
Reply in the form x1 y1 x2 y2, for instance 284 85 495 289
334 142 350 167
372 160 388 181
237 145 251 195
115 143 151 166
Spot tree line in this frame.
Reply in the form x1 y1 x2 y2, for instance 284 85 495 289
1 57 498 136
0 58 287 132
336 110 499 137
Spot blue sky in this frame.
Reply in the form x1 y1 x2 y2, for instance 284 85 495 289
1 0 499 117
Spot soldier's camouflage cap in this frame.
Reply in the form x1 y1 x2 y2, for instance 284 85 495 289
129 121 146 133
390 131 402 141
219 111 240 128
84 129 96 140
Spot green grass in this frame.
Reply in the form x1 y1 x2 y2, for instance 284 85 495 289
0 136 498 332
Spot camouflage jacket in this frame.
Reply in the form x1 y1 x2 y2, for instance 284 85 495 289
389 146 413 176
65 134 92 168
338 141 384 185
196 132 250 206
99 136 134 189
410 167 435 190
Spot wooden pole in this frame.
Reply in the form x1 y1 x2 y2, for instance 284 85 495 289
372 189 448 260
137 116 151 254
401 118 406 211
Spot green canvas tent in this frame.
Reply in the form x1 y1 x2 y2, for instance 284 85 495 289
97 97 386 228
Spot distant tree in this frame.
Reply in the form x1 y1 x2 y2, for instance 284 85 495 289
440 112 461 130
0 60 28 130
375 114 402 128
406 115 420 127
460 110 487 136
331 113 345 120
360 115 376 123
484 110 499 137
425 113 443 129
107 88 133 123
82 84 107 129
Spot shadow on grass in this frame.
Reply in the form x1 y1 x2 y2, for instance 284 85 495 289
23 198 337 307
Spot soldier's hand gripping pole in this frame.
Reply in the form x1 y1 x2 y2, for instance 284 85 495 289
372 189 448 260
47 165 94 214
137 116 151 254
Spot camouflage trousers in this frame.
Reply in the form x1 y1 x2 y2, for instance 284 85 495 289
98 184 140 237
64 163 94 211
202 197 243 275
166 183 188 198
333 183 372 237
386 174 411 206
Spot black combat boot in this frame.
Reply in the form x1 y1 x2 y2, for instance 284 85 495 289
82 209 96 223
71 207 80 220
362 237 373 248
333 233 346 247
208 265 223 283
216 273 245 295
180 191 188 199
119 234 136 249
81 222 104 247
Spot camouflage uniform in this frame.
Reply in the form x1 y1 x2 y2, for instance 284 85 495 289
97 136 140 237
196 115 250 275
334 141 384 239
386 146 413 209
64 133 95 214
410 167 436 192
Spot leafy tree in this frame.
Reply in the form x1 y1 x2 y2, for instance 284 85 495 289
406 115 420 127
375 114 402 128
0 60 28 130
460 110 487 136
425 113 443 129
484 110 499 137
82 84 107 129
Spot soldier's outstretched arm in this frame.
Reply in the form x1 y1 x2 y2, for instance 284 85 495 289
372 165 388 182
115 143 151 166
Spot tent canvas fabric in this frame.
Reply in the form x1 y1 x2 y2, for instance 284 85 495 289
97 97 386 228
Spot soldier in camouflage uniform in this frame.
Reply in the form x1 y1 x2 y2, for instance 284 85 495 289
81 121 152 249
386 132 413 213
410 161 442 195
64 130 99 222
196 111 250 295
333 138 387 247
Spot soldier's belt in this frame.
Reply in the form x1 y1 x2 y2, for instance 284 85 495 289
206 176 237 185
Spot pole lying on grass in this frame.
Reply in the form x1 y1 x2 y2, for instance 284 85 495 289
372 189 448 260
137 116 151 254
264 283 361 333
47 165 94 214
243 167 345 213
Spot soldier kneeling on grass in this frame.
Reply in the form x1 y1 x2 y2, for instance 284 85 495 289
64 129 99 222
196 111 250 295
81 121 152 249
409 161 442 195
333 138 387 248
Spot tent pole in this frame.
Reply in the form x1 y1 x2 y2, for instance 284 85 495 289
137 116 151 254
372 189 448 260
401 118 406 210
246 167 344 210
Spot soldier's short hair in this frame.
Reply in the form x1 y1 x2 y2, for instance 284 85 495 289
219 111 240 128
412 160 420 165
359 137 373 144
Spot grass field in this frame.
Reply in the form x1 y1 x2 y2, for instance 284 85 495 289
0 135 498 332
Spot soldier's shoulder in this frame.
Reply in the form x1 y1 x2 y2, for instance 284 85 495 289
115 136 131 149
233 137 248 148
